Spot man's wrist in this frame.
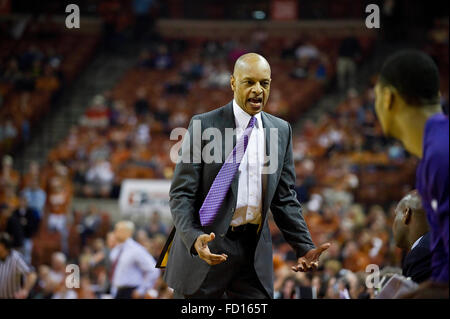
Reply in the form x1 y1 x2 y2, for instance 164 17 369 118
296 244 316 259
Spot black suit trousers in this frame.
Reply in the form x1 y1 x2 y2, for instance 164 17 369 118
174 225 269 299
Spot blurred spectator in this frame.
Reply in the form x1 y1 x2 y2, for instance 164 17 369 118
84 158 114 198
132 0 156 40
46 176 72 255
134 87 151 118
137 49 153 69
21 179 46 219
109 221 160 299
0 119 17 148
146 211 167 238
342 241 371 272
295 40 320 63
21 161 45 190
1 203 24 249
77 205 102 247
180 56 204 82
35 65 60 92
294 158 316 203
275 276 300 299
81 95 110 129
11 195 40 264
164 74 190 95
152 44 173 70
0 155 19 191
337 36 361 92
201 62 231 88
42 251 68 299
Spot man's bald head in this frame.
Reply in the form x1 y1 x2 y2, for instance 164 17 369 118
231 53 272 115
393 190 429 250
233 53 271 77
396 190 424 214
114 220 135 243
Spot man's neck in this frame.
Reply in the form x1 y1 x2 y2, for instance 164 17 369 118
395 105 441 158
0 251 10 261
118 238 130 245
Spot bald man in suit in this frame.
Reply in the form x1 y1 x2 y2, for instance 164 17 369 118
393 190 432 284
158 53 329 299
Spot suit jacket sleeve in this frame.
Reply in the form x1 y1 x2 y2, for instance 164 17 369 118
169 116 205 255
270 123 315 259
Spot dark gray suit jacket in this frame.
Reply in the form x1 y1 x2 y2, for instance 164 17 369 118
161 101 315 297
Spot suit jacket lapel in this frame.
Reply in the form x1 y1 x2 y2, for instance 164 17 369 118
261 111 280 222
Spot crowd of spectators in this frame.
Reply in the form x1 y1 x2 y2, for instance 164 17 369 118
45 34 347 200
0 152 171 298
0 17 99 157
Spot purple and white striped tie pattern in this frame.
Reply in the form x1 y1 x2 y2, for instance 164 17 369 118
199 116 257 226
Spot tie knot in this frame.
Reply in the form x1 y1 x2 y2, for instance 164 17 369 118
247 116 256 128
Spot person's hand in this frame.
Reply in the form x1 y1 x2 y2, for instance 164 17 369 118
14 289 29 299
292 243 330 272
194 232 228 266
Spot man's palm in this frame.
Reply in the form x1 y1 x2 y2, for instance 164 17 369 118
195 232 228 266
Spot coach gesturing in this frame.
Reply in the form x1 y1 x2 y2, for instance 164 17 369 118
158 53 329 299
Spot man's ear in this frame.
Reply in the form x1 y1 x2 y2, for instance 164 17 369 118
383 86 395 112
402 207 412 225
230 75 235 92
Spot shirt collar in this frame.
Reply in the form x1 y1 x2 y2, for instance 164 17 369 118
117 238 132 249
411 235 424 251
233 99 262 129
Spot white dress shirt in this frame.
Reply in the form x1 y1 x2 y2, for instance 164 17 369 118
109 238 160 296
411 235 424 251
230 100 265 227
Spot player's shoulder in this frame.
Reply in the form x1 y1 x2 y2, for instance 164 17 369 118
424 113 449 157
422 115 449 177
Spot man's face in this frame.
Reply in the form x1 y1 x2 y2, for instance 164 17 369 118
114 223 130 243
231 58 271 115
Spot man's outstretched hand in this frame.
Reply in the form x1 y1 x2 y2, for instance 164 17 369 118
292 243 331 272
194 232 228 266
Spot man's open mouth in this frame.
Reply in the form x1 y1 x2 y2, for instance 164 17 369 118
247 97 263 108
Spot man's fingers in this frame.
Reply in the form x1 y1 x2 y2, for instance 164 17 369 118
310 261 319 270
301 259 308 270
293 258 320 272
208 254 227 265
318 242 331 253
199 250 228 265
292 259 308 272
207 232 215 242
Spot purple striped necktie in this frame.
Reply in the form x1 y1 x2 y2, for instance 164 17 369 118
199 116 257 226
